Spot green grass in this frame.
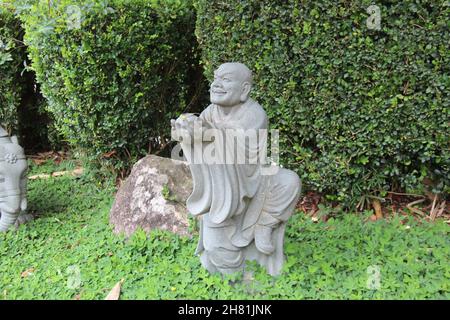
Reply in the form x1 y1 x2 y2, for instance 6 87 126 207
0 160 449 300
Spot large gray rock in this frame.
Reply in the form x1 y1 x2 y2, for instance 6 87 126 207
109 155 192 237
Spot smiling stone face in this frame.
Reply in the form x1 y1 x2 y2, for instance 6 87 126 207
210 63 252 107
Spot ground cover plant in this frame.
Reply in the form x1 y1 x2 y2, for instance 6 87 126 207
0 160 448 299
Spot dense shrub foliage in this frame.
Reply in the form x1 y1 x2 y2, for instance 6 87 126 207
196 0 449 205
0 1 58 151
0 4 26 132
21 0 203 170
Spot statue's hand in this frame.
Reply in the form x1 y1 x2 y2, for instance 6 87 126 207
170 119 180 141
171 114 198 142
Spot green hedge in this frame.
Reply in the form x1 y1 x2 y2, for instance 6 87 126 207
0 3 26 133
21 0 203 171
196 0 450 205
0 1 58 151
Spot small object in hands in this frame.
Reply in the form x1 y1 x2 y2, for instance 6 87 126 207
171 113 199 141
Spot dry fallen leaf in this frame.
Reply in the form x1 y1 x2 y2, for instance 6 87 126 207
72 167 84 176
102 150 117 159
406 198 426 216
430 200 446 221
51 171 66 177
28 168 84 180
52 167 84 177
28 173 51 180
372 199 383 219
32 159 47 166
105 279 124 300
21 268 35 278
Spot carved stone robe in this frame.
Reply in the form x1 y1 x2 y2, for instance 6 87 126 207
180 98 301 275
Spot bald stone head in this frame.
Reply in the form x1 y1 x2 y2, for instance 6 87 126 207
210 62 253 107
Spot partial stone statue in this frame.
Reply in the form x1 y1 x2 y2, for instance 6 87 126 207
171 62 301 276
0 126 28 232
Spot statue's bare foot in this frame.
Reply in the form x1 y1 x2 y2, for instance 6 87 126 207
14 213 34 228
255 225 275 255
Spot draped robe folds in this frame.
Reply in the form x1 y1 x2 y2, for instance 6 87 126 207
179 98 301 275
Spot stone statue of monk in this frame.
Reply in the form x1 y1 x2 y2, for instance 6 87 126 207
171 62 301 276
